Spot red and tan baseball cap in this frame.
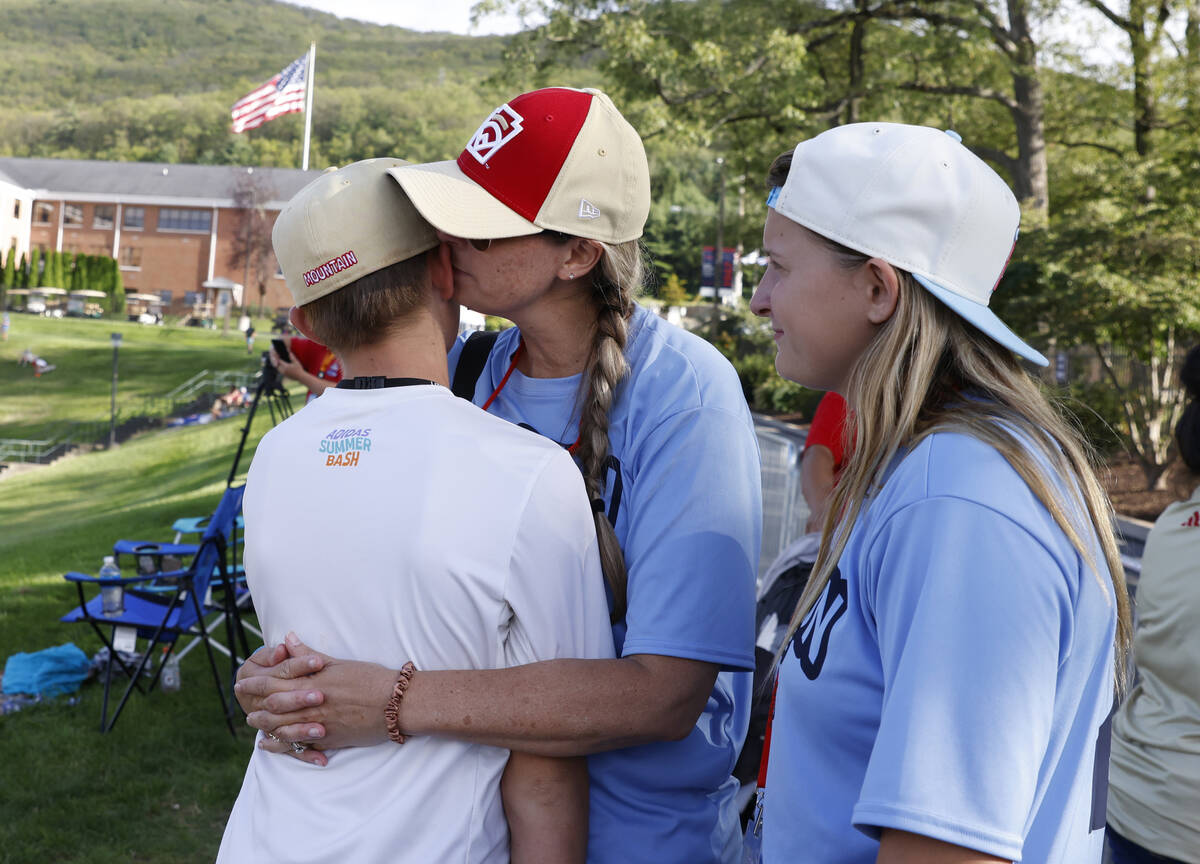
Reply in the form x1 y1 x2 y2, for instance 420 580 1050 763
273 158 439 306
388 87 650 245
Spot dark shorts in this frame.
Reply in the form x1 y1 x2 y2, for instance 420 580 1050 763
1106 824 1188 864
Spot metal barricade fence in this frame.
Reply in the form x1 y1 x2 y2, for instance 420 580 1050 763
756 427 809 580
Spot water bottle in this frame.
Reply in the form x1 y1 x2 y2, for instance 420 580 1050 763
99 555 124 616
161 656 181 692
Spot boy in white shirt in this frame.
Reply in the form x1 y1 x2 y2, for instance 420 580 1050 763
218 158 614 864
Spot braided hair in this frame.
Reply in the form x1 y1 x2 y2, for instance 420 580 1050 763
573 239 645 622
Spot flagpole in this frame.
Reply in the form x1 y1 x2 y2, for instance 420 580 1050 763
301 42 316 170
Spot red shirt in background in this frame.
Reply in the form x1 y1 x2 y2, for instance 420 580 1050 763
806 391 852 476
289 337 343 402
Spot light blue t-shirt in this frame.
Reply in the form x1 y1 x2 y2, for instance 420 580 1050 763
449 304 762 864
763 430 1116 863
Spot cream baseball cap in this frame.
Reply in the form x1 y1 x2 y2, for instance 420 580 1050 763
770 122 1048 366
388 87 650 245
272 157 439 306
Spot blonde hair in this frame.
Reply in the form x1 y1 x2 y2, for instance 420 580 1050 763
780 243 1132 691
573 238 646 622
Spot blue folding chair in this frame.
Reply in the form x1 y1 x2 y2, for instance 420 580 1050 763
61 485 246 734
110 503 257 665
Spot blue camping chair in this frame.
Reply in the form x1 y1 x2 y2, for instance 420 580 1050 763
61 485 246 734
110 504 257 665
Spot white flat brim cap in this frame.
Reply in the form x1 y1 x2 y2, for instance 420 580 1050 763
773 122 1049 367
914 274 1047 366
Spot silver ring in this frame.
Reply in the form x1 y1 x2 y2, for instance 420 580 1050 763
290 741 308 754
264 731 280 743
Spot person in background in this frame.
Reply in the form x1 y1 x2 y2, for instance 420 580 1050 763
218 158 613 864
749 123 1130 863
270 333 342 402
233 86 762 864
1105 344 1200 864
244 324 256 354
210 385 248 419
2 310 10 341
800 390 851 533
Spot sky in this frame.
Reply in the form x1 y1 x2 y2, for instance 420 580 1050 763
282 1 539 36
283 0 1164 69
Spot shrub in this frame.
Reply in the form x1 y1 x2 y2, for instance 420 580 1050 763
732 352 775 406
1055 380 1126 456
754 375 823 416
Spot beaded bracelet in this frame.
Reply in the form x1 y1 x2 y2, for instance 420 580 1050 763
384 661 417 745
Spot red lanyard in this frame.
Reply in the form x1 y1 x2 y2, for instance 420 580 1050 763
480 339 581 455
758 677 779 788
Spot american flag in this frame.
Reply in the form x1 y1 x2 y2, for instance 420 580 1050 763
230 54 308 134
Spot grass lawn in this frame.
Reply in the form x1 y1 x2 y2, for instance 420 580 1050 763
0 314 276 440
0 411 277 862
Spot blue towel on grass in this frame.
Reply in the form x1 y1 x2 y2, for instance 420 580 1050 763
2 643 91 697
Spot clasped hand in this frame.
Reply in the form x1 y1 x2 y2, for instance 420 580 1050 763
234 633 398 766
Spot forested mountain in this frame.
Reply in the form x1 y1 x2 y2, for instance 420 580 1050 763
0 0 517 166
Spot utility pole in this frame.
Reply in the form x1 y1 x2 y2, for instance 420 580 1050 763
710 156 726 341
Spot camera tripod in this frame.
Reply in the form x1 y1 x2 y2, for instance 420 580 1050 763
226 351 294 487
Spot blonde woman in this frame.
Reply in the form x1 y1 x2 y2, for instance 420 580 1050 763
747 124 1131 864
234 87 763 864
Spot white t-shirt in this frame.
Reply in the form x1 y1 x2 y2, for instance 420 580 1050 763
218 384 614 864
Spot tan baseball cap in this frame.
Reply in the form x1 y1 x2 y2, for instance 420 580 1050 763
272 157 439 306
388 87 650 245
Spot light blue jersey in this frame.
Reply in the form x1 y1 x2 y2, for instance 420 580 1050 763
764 430 1116 863
449 304 762 864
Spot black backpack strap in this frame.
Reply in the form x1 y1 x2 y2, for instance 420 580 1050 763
451 330 499 400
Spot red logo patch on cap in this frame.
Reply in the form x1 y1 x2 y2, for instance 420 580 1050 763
455 88 593 222
303 250 358 287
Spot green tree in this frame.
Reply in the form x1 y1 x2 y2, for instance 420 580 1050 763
68 253 81 292
659 273 690 306
1 245 15 290
50 250 64 289
18 253 29 289
999 151 1200 488
29 247 42 288
110 261 125 315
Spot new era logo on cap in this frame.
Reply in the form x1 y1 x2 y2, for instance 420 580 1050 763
578 199 601 220
465 103 525 165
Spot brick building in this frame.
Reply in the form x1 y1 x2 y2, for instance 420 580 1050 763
0 157 318 315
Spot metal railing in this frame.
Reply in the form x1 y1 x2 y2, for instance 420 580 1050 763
0 438 55 463
0 365 263 465
756 427 809 580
